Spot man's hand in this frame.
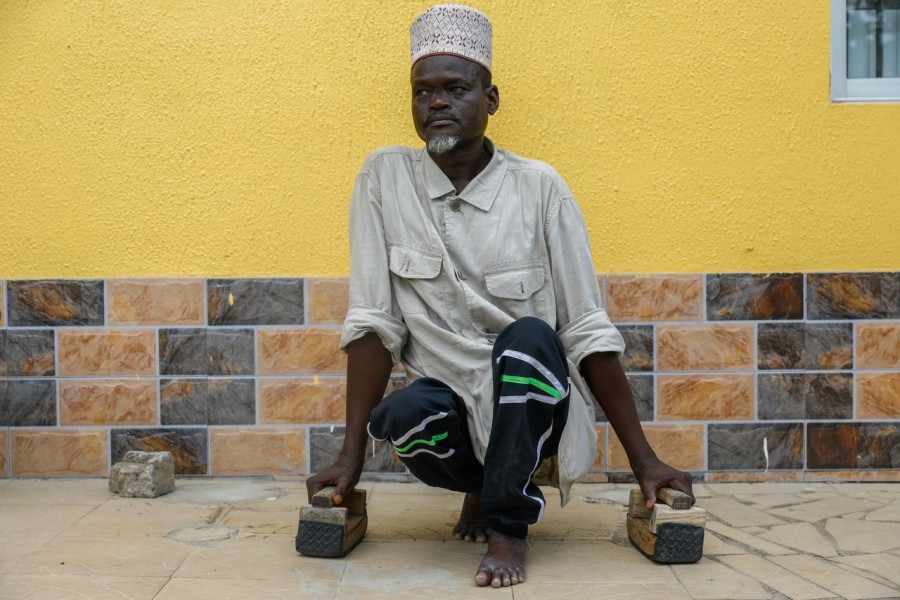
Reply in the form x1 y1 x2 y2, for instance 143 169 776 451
632 455 695 510
305 452 364 506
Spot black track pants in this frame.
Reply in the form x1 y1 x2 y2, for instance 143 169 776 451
368 316 570 538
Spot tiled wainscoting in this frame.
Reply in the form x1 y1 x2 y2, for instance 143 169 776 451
0 273 897 481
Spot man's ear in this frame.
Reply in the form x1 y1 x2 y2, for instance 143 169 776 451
486 85 500 115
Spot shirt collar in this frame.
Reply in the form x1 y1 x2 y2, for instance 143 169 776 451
421 138 507 212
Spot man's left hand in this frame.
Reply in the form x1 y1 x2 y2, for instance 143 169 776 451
632 456 695 510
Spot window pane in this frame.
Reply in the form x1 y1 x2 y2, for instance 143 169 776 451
847 0 900 78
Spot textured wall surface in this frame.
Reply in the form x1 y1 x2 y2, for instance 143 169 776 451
1 1 899 278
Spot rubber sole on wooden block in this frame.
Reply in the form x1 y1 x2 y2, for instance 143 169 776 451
295 514 367 558
627 514 704 564
296 520 347 557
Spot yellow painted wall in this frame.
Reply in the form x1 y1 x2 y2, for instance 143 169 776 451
1 1 898 278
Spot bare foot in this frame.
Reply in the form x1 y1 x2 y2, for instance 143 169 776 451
452 492 490 543
474 531 527 588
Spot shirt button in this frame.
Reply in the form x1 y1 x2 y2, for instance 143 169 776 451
455 270 466 281
449 198 461 212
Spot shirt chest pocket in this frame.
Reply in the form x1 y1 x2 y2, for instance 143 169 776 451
484 262 545 300
388 243 444 315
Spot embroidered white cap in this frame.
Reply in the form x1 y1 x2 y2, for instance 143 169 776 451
410 4 492 73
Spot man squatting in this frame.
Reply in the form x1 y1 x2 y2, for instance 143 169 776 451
307 4 695 588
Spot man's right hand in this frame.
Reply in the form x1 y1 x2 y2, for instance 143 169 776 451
305 451 364 506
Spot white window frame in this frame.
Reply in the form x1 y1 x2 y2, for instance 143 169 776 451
832 0 900 102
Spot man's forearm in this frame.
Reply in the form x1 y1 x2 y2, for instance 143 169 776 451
341 332 394 461
579 351 656 471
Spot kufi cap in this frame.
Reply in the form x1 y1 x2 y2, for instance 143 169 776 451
410 4 492 73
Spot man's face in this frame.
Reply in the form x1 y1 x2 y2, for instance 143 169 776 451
411 55 499 154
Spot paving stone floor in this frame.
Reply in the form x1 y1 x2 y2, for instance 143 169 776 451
2 478 900 599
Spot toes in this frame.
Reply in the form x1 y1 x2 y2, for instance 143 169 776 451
475 568 492 587
475 530 488 543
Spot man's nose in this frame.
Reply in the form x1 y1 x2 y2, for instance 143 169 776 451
429 91 450 109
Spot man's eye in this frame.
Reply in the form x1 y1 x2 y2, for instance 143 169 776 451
415 89 429 96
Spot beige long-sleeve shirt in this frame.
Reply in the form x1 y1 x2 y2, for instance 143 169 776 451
340 140 625 503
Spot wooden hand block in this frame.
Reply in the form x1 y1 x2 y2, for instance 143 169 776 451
650 504 706 534
627 514 704 564
312 486 367 515
296 487 368 558
629 487 694 518
657 487 693 509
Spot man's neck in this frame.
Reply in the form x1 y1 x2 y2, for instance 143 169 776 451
428 137 492 194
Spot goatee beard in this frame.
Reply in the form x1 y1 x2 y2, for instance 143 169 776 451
426 135 461 156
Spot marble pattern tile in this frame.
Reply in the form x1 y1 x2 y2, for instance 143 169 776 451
160 378 207 425
807 422 900 469
107 278 204 325
758 322 853 370
757 374 805 419
617 325 653 372
0 574 168 599
111 428 208 475
257 328 347 374
59 502 219 538
11 429 108 476
716 554 834 600
0 331 6 377
0 380 7 427
0 506 97 540
835 552 900 586
670 557 770 599
6 379 56 426
207 378 255 425
511 582 690 600
58 329 156 376
161 578 338 599
807 272 900 319
307 277 350 325
0 429 7 476
857 322 900 369
595 375 653 422
657 324 754 371
857 372 900 419
174 536 345 580
59 379 156 426
657 374 754 420
758 521 837 557
209 428 305 475
825 517 900 554
207 278 304 326
702 521 794 556
698 497 785 528
758 373 853 420
767 495 887 522
8 537 192 578
707 273 803 320
159 329 206 376
606 274 703 322
207 328 254 375
806 323 854 369
5 329 55 376
771 554 899 598
7 280 104 326
309 426 405 473
708 423 804 470
258 377 346 424
607 424 704 471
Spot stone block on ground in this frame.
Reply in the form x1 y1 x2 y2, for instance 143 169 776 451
109 451 175 498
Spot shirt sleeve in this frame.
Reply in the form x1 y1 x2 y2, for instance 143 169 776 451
545 192 624 366
339 164 408 364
